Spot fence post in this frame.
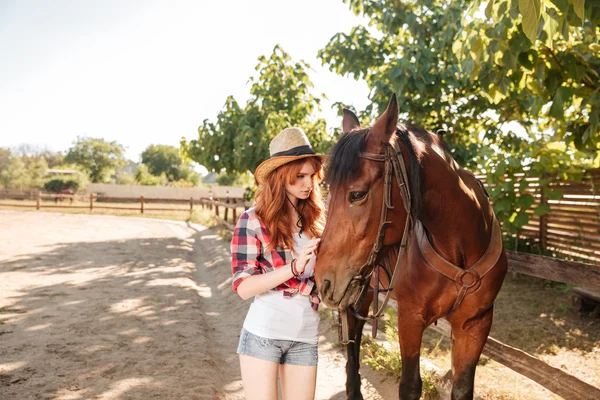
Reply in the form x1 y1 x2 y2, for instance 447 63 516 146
233 202 237 224
90 193 94 211
190 197 194 214
140 196 144 214
539 180 548 250
36 190 41 210
215 200 219 217
224 197 229 222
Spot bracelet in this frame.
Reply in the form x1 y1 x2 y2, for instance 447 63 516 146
291 259 301 277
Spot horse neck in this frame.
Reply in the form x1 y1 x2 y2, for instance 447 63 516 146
416 153 492 268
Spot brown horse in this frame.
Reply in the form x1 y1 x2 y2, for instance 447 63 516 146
314 94 507 400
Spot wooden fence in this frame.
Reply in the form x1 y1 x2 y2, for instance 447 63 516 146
0 190 207 214
198 198 252 229
477 169 600 265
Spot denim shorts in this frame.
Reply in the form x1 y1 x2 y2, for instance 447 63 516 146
236 328 318 366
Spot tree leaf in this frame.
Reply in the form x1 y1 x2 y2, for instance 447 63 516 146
519 0 542 43
534 203 551 216
573 0 585 21
549 88 564 119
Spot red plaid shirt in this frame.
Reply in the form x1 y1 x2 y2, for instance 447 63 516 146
231 208 320 310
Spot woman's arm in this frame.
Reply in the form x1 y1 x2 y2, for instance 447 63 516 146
235 238 321 300
236 266 295 300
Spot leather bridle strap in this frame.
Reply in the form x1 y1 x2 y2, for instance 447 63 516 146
339 139 412 344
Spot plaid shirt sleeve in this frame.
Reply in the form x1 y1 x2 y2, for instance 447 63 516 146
231 211 262 292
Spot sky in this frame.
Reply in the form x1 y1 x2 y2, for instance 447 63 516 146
0 0 371 172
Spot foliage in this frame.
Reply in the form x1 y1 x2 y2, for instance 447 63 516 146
141 144 199 185
320 0 598 234
135 165 168 186
215 171 255 187
456 0 600 151
65 136 126 183
114 171 137 185
11 144 64 168
182 45 330 174
43 178 80 193
0 149 48 189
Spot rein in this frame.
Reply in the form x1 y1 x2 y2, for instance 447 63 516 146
339 138 412 343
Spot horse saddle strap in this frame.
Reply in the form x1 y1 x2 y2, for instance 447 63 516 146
415 214 503 309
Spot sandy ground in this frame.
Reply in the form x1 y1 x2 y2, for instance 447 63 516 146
0 210 399 400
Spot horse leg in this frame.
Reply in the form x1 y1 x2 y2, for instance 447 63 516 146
447 305 494 400
397 315 425 400
343 292 372 400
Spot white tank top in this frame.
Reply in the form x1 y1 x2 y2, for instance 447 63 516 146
242 232 320 344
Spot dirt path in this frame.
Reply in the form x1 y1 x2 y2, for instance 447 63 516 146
0 210 397 399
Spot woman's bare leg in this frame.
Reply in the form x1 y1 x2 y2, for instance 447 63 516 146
279 363 317 400
239 354 279 400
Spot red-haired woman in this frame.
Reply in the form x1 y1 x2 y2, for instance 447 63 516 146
231 127 326 400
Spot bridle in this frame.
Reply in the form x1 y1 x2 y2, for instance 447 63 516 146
339 136 413 343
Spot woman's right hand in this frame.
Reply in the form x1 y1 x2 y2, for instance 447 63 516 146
295 238 321 275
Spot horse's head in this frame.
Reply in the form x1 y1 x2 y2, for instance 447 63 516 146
315 94 414 309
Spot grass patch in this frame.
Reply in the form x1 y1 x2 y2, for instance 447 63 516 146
361 309 439 399
0 330 13 336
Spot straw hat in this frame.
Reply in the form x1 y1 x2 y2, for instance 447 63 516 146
254 127 325 185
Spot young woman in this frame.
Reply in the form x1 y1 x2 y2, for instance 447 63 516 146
231 127 326 400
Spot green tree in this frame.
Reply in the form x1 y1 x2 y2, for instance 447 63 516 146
65 136 126 183
455 0 600 151
141 144 199 184
0 157 29 189
319 0 598 234
0 148 11 173
135 165 168 186
0 148 48 189
182 45 329 174
12 144 64 168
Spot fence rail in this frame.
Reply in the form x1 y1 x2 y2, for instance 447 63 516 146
478 169 600 265
0 190 219 215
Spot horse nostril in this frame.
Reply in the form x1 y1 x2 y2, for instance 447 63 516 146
322 279 331 295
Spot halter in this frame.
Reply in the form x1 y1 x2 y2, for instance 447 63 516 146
339 137 412 343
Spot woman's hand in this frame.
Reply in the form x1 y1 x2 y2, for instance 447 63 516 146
295 238 321 275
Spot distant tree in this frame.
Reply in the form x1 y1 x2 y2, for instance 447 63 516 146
65 136 126 183
114 171 137 185
27 158 48 188
182 45 329 175
0 148 11 173
140 144 199 184
12 144 64 168
135 165 168 186
0 157 29 189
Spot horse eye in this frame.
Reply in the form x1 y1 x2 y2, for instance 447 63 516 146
349 191 367 203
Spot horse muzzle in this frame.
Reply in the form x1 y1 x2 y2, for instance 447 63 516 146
319 274 365 309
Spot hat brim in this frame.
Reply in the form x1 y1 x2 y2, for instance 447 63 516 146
254 154 327 185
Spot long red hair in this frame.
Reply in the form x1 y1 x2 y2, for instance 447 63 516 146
255 157 325 252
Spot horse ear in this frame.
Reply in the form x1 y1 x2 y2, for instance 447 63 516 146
342 109 360 133
371 93 398 142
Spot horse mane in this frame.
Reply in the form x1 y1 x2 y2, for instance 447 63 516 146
325 123 424 220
